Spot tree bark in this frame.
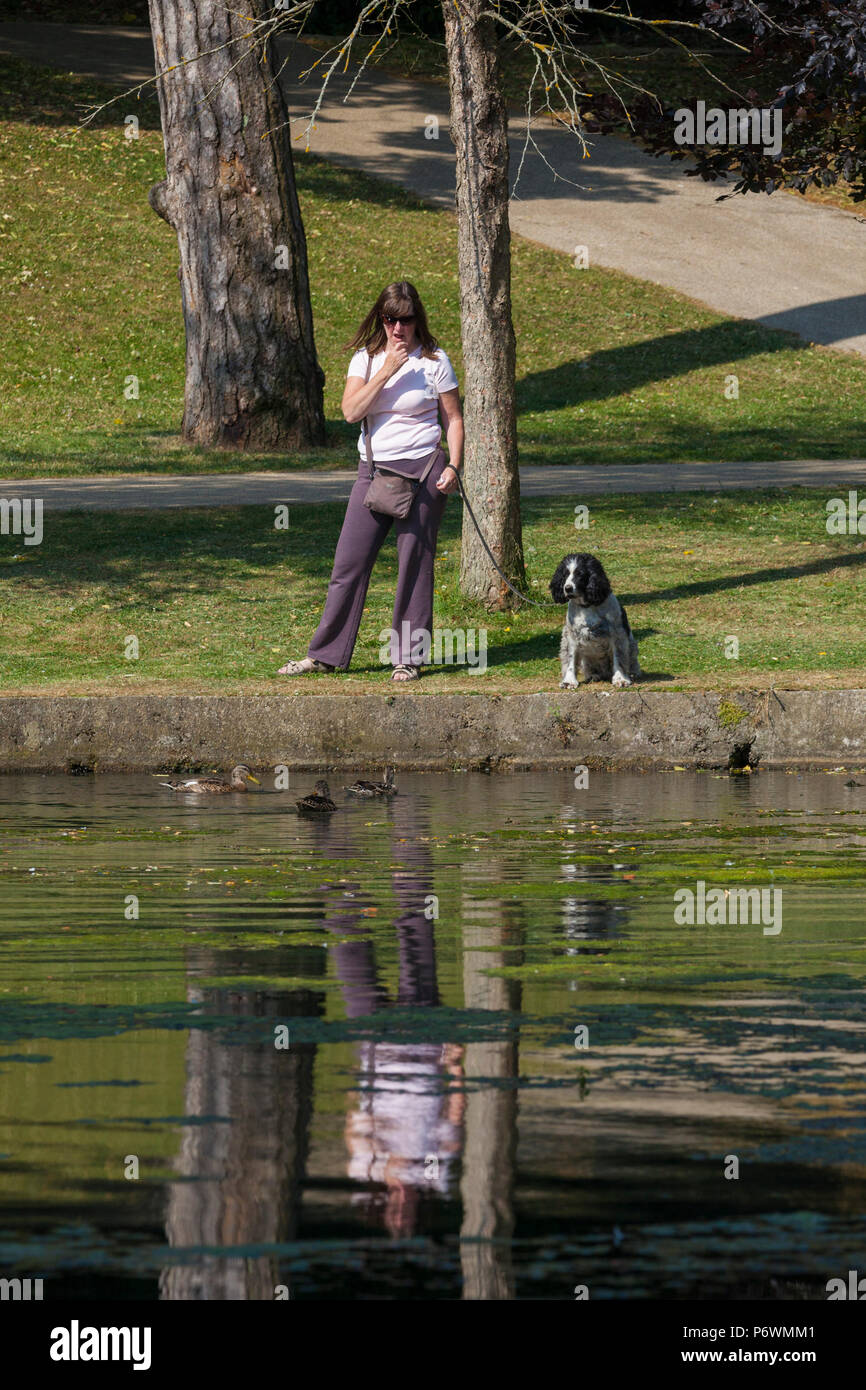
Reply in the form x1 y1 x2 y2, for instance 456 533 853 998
147 1 325 449
443 0 525 609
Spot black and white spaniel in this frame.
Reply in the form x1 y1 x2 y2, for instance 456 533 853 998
549 553 641 688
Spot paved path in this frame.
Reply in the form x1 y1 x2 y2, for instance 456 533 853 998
2 22 865 356
3 461 866 511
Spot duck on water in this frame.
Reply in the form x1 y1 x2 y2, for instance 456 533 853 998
159 765 260 794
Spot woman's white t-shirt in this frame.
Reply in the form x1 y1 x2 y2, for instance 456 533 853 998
347 345 459 468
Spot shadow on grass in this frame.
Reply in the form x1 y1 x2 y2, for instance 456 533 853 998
340 618 671 680
623 547 866 606
517 321 799 415
297 153 437 214
0 53 163 129
437 626 674 681
10 497 863 634
514 426 864 467
9 507 348 606
0 424 357 476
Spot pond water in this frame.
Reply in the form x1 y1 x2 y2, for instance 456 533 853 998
0 769 864 1301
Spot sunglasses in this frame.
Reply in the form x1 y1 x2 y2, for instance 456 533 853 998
383 314 416 326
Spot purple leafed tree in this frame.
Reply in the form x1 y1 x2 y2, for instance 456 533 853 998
640 0 866 202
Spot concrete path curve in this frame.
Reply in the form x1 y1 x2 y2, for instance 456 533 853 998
3 460 866 512
2 21 865 356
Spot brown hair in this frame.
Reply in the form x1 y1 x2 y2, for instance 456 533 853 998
346 281 439 360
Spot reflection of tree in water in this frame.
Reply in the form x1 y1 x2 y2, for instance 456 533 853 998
458 860 523 1302
160 948 323 1301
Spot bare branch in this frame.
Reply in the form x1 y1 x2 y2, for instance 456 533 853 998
74 0 758 195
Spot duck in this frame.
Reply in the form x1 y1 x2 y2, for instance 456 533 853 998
296 779 337 815
344 767 397 798
159 764 260 794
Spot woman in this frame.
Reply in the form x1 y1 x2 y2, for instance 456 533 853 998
278 281 464 681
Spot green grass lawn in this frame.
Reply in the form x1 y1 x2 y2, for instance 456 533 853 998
2 491 863 693
2 55 866 477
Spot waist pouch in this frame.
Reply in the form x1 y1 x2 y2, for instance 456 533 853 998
362 448 441 520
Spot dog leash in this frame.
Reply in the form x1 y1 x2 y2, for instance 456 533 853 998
447 465 555 609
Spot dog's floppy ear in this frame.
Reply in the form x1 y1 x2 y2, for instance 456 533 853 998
549 558 569 604
584 557 611 606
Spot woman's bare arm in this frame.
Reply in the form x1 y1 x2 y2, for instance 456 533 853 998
341 341 408 422
435 389 464 493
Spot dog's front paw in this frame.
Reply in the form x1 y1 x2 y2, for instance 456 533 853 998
611 671 632 688
559 677 579 689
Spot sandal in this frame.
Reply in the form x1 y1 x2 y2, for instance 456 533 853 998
277 658 335 676
392 664 420 682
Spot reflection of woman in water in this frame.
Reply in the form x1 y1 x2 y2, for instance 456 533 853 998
348 1036 464 1237
324 808 464 1237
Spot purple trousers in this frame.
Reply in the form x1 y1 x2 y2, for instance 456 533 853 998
307 447 449 670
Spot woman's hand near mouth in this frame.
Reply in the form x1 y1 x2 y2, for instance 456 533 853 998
383 338 410 378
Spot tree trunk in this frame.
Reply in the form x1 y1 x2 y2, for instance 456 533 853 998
443 0 525 609
147 0 325 449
